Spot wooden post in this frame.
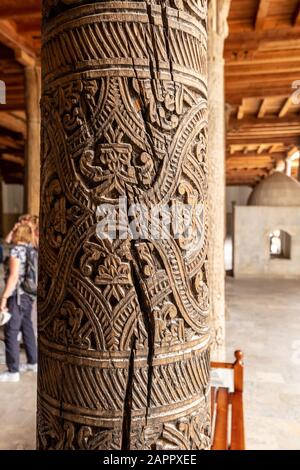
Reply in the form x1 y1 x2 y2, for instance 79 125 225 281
38 0 210 450
0 172 3 238
24 64 41 216
207 0 231 360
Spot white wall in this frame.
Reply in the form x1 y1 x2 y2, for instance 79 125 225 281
226 186 253 236
1 182 24 235
234 206 300 278
2 183 24 214
226 186 252 213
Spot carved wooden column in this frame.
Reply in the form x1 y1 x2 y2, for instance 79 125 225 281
25 64 41 216
38 0 210 450
207 0 230 361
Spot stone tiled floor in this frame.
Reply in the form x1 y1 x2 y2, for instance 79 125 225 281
226 277 300 450
0 277 299 449
0 345 36 450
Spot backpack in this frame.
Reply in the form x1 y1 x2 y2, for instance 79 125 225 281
22 245 38 296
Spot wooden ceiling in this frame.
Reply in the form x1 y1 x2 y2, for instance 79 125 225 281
0 0 40 184
226 0 300 186
0 1 300 187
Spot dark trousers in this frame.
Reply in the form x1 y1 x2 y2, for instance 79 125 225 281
4 293 37 373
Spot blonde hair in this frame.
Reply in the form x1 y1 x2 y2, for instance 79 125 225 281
18 214 32 223
11 224 34 245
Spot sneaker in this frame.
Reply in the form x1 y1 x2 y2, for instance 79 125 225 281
0 371 20 382
20 363 37 373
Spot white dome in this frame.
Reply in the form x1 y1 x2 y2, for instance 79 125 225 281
248 172 300 207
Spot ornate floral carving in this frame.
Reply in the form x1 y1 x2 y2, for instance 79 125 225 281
154 302 184 346
38 0 210 451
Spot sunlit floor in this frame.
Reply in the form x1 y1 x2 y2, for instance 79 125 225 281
0 277 300 450
226 277 300 450
0 344 36 450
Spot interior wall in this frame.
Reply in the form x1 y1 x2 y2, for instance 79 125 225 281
1 182 24 237
226 186 252 235
234 205 300 278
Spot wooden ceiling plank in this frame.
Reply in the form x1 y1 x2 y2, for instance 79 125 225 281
0 6 40 20
269 144 281 153
229 115 300 128
237 99 246 120
255 0 271 30
257 144 267 154
227 135 300 145
278 96 293 117
1 153 24 166
0 112 26 136
257 99 268 118
0 20 36 62
293 2 300 26
0 135 24 150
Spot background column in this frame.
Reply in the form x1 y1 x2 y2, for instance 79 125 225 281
25 64 41 216
208 0 231 360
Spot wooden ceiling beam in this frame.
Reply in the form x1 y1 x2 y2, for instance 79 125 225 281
229 115 300 128
227 171 269 178
227 152 283 160
227 163 274 170
257 99 268 118
0 104 25 111
4 171 24 181
0 6 40 20
227 26 300 41
293 3 300 26
225 49 300 64
227 135 300 145
227 88 291 103
15 49 38 68
257 144 269 154
255 0 271 30
226 62 300 76
0 153 24 166
0 20 36 62
0 111 26 136
0 135 24 150
226 72 300 87
278 97 294 117
269 144 282 153
237 99 245 120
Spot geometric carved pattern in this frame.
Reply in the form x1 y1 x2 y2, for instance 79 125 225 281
38 0 210 450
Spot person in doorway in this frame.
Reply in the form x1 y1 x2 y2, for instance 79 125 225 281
0 224 37 382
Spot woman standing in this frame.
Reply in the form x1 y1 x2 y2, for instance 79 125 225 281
0 224 37 382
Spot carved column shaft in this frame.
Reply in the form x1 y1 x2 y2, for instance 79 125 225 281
38 0 210 450
25 65 41 216
208 0 230 361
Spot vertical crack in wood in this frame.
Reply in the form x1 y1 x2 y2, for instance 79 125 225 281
38 0 210 450
130 241 155 423
121 334 136 450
